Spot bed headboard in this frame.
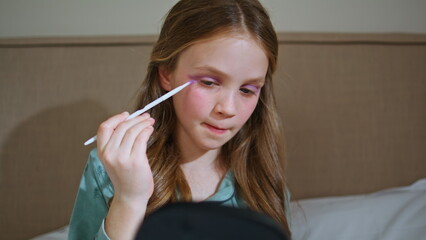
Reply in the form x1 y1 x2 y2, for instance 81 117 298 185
1 33 425 239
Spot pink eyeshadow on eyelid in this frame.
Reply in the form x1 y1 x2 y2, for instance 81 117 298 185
189 75 216 81
188 75 261 93
244 84 261 93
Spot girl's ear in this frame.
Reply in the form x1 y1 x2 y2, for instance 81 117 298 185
158 66 172 91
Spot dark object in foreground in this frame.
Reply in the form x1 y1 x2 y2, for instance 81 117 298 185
135 202 290 240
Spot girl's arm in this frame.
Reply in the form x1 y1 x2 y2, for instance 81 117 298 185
104 196 148 239
97 112 155 240
68 149 112 240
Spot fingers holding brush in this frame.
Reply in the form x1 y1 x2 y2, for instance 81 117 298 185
96 112 156 202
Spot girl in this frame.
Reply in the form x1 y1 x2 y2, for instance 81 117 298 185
69 0 291 239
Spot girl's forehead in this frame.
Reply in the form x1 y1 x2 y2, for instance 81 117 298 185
177 34 268 74
192 32 265 53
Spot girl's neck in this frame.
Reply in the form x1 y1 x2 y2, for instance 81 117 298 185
177 137 225 174
178 146 227 201
179 146 221 170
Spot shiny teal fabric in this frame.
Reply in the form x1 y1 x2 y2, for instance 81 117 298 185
68 149 248 240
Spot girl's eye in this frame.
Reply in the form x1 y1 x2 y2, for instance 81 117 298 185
240 85 260 95
200 79 217 87
240 88 254 94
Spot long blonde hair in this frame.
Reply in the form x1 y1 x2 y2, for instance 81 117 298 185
136 0 289 234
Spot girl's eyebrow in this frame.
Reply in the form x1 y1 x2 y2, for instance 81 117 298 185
194 65 265 85
194 65 228 78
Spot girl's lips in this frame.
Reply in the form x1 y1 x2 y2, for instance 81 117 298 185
204 123 228 134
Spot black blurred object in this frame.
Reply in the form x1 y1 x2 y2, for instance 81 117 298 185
135 202 290 240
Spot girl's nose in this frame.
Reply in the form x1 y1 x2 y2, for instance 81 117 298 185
213 91 237 118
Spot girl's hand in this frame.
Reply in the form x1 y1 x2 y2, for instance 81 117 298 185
97 112 155 206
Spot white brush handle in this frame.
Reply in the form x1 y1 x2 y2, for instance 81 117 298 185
84 81 193 146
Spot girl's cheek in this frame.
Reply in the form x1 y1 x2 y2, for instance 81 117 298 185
239 100 258 120
184 88 212 109
181 85 259 120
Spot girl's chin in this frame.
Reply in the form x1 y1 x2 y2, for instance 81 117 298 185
197 143 224 151
193 138 230 151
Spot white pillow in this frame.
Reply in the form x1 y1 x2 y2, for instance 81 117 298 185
30 226 68 240
290 179 426 240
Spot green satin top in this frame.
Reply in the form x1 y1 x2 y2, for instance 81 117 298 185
68 149 249 240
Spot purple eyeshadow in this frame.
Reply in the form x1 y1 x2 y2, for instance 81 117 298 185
189 75 219 82
243 84 261 94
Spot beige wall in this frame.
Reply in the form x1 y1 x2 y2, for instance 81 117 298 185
1 33 425 239
1 0 426 38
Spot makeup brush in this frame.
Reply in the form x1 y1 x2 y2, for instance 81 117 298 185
84 80 195 146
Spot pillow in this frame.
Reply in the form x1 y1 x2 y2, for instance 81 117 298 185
290 179 426 240
30 226 68 240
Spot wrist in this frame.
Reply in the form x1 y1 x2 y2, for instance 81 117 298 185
105 196 149 240
112 195 149 212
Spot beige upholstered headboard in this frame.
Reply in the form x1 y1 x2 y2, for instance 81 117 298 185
1 33 425 239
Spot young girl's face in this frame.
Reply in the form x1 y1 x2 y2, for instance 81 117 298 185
161 34 268 152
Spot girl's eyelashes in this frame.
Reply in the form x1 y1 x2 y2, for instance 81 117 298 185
240 84 261 95
189 75 262 95
240 87 254 95
200 79 218 87
189 75 219 87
